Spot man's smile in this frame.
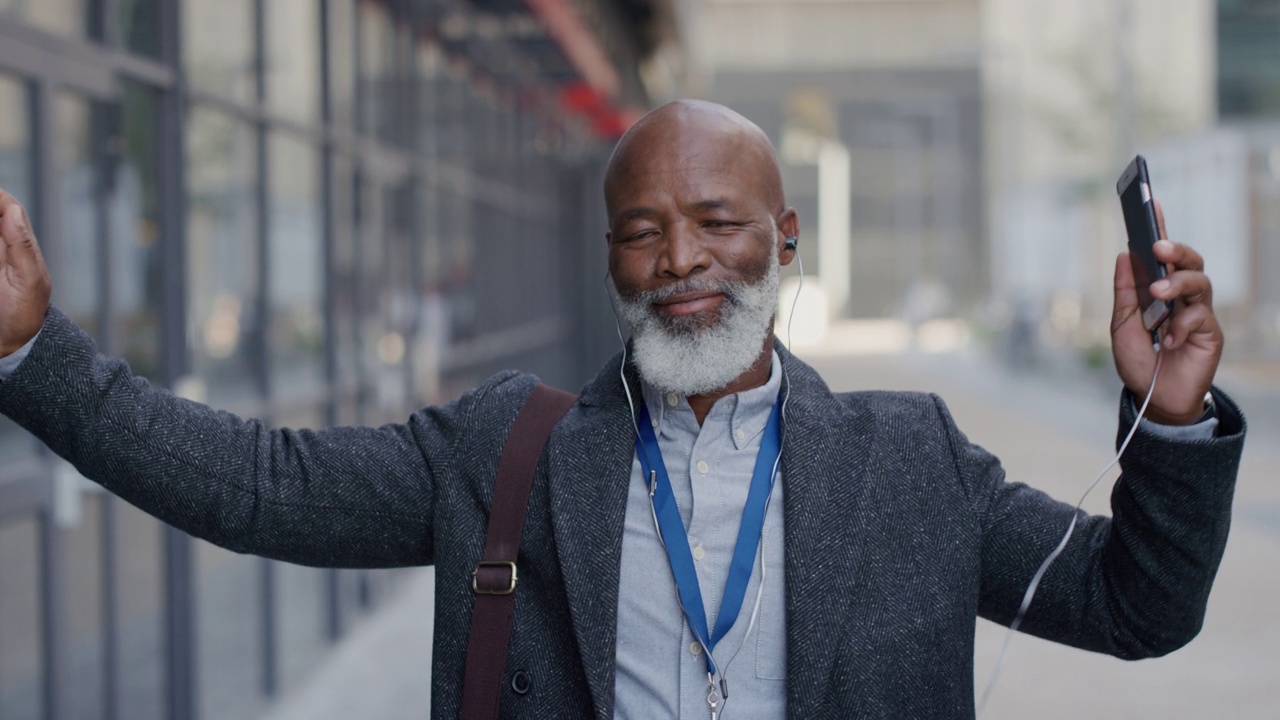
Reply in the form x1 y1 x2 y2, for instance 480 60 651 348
653 291 726 317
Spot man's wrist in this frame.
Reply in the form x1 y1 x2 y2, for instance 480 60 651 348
1145 392 1216 427
0 328 41 381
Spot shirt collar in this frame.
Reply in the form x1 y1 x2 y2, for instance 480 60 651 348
639 351 782 449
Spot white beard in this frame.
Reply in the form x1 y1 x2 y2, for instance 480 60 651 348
614 250 780 396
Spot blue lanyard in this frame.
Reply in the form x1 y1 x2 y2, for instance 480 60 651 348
635 397 782 677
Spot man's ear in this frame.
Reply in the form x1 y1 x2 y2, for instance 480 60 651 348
777 208 799 266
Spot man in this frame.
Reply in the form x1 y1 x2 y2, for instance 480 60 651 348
0 100 1244 719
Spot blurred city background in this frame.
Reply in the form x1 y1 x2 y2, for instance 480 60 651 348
0 0 1275 718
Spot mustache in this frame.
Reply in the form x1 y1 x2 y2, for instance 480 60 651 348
618 275 748 306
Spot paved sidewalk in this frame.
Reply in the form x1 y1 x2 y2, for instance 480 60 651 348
262 569 436 720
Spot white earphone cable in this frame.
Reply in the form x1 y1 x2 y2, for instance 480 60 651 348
977 342 1165 715
719 246 804 709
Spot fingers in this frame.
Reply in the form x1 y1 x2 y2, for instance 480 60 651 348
1160 301 1219 351
1152 238 1204 272
0 189 43 280
1148 237 1212 309
0 190 14 267
1139 231 1220 351
1150 268 1212 309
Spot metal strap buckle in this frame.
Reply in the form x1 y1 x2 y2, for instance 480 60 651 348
472 561 518 595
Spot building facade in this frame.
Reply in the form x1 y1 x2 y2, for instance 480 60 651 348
692 0 987 323
0 2 671 719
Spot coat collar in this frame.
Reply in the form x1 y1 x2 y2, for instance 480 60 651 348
547 341 875 718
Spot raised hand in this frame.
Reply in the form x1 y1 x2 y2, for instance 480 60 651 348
1111 199 1223 425
0 190 52 358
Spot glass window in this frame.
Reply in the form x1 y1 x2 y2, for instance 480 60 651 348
0 515 44 720
266 0 321 124
466 88 488 177
328 0 357 129
415 40 443 158
415 183 445 403
0 0 88 37
117 0 160 58
184 0 256 103
186 107 260 405
268 133 324 397
195 544 264 720
113 500 164 720
332 154 358 384
357 174 387 418
0 74 29 198
438 185 473 342
358 176 417 423
112 81 164 381
358 1 397 142
438 71 470 164
0 73 32 463
1218 1 1280 118
64 491 106 720
53 94 102 341
384 183 414 407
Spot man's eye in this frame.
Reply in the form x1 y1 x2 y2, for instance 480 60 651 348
624 230 657 242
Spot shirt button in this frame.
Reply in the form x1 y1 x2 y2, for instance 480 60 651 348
692 545 706 561
697 460 709 475
666 393 678 407
735 428 745 441
690 642 702 656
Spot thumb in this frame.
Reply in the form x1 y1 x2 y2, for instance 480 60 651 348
0 194 49 293
0 200 38 278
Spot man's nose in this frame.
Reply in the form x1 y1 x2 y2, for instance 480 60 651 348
655 224 710 278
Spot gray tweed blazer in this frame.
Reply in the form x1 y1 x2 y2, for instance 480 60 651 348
0 308 1246 719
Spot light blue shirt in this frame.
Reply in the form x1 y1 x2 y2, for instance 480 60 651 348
614 352 788 720
0 329 38 379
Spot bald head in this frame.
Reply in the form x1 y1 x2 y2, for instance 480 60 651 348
603 100 785 222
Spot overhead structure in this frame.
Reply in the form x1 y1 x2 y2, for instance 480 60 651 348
431 0 682 138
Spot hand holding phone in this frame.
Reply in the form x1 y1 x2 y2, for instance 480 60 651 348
1111 155 1225 425
1116 155 1171 335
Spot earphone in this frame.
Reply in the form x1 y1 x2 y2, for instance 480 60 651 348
977 339 1165 715
784 235 797 251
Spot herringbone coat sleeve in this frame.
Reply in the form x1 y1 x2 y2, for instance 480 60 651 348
945 389 1245 658
0 307 503 569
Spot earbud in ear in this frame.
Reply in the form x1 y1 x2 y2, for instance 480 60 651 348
784 236 798 251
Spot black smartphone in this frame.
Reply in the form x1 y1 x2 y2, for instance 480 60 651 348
1116 155 1171 332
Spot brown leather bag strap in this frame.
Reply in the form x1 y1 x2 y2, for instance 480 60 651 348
461 383 578 720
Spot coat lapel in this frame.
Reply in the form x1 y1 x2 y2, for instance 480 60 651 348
546 352 636 719
777 348 877 717
544 346 878 718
